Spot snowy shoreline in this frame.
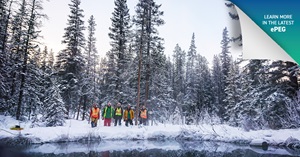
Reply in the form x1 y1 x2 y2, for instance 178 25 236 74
1 116 300 150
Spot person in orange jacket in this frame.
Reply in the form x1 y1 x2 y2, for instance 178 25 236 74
90 104 100 127
139 105 148 126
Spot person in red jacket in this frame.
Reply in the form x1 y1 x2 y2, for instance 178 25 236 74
90 104 100 127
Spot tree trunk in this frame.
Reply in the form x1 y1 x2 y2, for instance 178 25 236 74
16 0 36 120
76 96 83 120
135 5 146 126
16 51 28 120
82 95 88 120
144 6 152 107
1 0 13 53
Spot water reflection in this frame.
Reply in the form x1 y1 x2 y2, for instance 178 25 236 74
21 140 300 157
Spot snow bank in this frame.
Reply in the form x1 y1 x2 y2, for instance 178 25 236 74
1 115 300 149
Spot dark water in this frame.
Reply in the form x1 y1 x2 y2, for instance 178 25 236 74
1 140 300 157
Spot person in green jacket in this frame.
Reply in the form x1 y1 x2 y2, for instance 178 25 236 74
102 102 114 126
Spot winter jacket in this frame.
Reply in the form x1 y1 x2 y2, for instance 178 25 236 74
124 109 134 120
102 106 114 118
114 107 123 117
139 109 148 119
90 107 100 118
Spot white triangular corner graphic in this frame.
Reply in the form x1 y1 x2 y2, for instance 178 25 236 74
236 6 296 62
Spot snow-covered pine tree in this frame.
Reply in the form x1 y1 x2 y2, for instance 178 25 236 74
148 41 172 124
0 0 10 52
132 0 147 123
108 0 132 104
211 55 223 118
55 0 85 118
77 15 99 120
6 0 28 118
164 56 177 123
0 0 11 111
42 78 66 127
86 15 99 103
194 54 213 124
259 61 299 129
142 0 164 107
219 27 232 122
120 43 137 105
98 57 109 105
184 33 197 124
235 60 267 130
24 47 44 121
132 0 165 122
224 59 242 125
172 44 185 124
14 0 45 120
104 50 118 103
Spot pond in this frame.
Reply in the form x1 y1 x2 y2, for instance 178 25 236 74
1 140 299 157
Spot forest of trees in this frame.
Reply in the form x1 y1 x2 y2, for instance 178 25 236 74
0 0 300 130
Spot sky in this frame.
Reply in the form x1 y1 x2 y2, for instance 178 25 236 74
40 0 242 64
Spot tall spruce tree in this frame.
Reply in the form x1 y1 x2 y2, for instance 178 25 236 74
108 0 131 103
194 54 213 122
77 15 99 120
55 0 85 118
0 0 10 111
132 0 164 117
219 27 232 122
211 55 223 117
7 0 28 117
15 0 45 120
184 33 197 124
42 78 66 127
224 59 242 125
172 44 185 124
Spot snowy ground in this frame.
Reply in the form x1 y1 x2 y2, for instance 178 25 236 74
1 115 300 148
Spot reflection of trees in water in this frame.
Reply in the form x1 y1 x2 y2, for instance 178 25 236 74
26 149 295 157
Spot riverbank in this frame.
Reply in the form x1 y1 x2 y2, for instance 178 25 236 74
1 115 300 149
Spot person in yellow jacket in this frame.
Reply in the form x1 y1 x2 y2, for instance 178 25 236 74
114 103 123 126
123 105 134 127
90 104 100 127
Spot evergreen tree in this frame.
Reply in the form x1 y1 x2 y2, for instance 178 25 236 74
148 41 172 123
77 15 99 120
194 54 213 123
0 0 11 52
211 55 223 117
132 0 165 119
25 47 43 121
235 60 267 129
42 78 66 127
259 61 299 129
172 44 185 124
0 0 11 112
219 27 232 122
108 0 132 103
55 0 85 118
14 0 45 120
224 59 242 125
6 0 28 117
184 33 197 124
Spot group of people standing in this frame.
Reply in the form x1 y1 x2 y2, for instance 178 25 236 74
89 102 148 128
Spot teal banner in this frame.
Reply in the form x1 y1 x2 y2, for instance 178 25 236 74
230 0 300 64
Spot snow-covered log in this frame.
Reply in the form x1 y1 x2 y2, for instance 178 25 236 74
250 139 269 148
